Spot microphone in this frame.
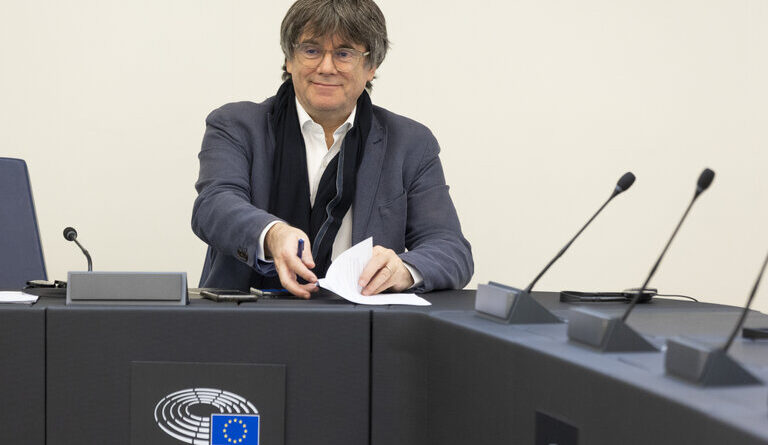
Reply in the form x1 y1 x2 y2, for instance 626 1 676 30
723 251 768 352
525 172 636 293
63 226 93 272
663 250 766 386
476 172 636 324
621 168 715 321
568 169 715 352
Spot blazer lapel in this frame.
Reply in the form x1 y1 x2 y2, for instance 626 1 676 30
352 113 386 243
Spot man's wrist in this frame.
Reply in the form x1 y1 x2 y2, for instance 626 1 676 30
258 221 284 262
402 261 423 290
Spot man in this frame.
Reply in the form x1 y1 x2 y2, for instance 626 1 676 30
192 0 472 298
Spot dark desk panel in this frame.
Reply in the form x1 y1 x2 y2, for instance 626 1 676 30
46 300 370 445
0 302 46 445
426 312 768 445
373 291 768 445
370 311 430 445
369 289 475 445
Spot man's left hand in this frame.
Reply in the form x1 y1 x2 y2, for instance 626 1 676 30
358 246 414 296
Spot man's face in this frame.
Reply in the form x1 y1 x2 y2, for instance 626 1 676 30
286 33 376 121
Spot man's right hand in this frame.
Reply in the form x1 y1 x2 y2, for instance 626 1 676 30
264 222 318 298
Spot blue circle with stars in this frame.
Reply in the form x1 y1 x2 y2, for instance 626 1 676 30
222 418 249 443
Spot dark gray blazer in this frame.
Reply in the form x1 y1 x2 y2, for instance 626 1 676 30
192 97 473 293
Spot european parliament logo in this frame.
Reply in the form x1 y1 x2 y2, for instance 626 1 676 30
153 388 260 445
211 414 259 445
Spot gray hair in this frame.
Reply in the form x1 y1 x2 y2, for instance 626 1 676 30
280 0 390 90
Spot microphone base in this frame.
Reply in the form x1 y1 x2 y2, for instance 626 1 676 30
665 337 762 387
567 307 658 352
475 282 563 324
66 271 188 305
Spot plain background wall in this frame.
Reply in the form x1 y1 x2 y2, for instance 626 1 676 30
2 0 766 311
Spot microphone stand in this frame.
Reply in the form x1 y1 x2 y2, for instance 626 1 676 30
64 227 93 272
73 238 93 272
621 194 698 321
664 251 767 386
722 252 768 352
567 169 714 353
526 191 617 294
475 173 635 324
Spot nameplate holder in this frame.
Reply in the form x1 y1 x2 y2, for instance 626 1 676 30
567 307 657 352
475 282 562 324
664 336 762 387
66 271 188 305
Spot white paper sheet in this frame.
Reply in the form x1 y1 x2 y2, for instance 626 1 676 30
0 291 38 304
318 238 431 306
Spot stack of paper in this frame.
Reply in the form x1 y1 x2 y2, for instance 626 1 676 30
0 291 39 304
318 238 431 306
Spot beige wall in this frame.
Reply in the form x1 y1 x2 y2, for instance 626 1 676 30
2 0 766 311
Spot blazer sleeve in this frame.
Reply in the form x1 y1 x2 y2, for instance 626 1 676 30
398 134 474 292
191 107 278 276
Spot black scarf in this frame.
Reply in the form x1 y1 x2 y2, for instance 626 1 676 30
253 80 372 289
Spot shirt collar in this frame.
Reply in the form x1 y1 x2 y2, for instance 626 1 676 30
295 98 356 135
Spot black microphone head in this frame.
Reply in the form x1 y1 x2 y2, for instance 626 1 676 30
616 172 636 193
611 172 636 197
63 227 78 241
695 168 715 196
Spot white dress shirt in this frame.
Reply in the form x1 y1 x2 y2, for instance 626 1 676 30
257 99 422 287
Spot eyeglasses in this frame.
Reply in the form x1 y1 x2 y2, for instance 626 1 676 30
293 43 370 72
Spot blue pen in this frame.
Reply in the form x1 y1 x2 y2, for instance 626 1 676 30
297 238 319 287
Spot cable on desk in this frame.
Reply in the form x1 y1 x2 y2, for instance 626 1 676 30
654 293 699 302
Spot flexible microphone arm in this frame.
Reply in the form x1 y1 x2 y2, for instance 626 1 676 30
723 251 768 352
74 238 93 272
525 172 636 293
621 168 715 322
63 227 93 272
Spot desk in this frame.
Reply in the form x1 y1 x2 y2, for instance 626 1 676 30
0 302 46 445
45 297 369 445
2 291 768 444
372 292 768 445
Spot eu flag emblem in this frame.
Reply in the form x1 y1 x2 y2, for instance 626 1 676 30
210 414 259 445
